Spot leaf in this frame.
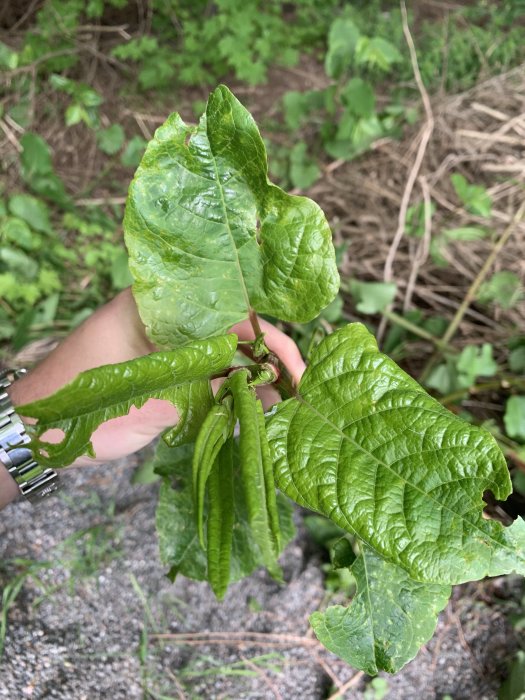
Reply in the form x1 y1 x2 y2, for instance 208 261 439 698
478 271 523 310
349 280 397 314
341 78 375 118
97 124 126 155
325 17 360 79
193 398 234 546
425 362 456 395
355 37 403 71
226 369 281 575
0 41 18 69
110 248 134 289
121 135 147 167
456 343 498 388
156 443 208 581
19 334 237 466
7 194 52 234
504 396 525 442
267 323 525 584
125 85 339 348
443 226 488 241
1 218 36 250
282 90 324 131
499 650 525 700
310 545 451 675
450 174 492 218
155 440 295 585
510 345 525 373
207 438 235 599
20 133 53 178
289 142 320 189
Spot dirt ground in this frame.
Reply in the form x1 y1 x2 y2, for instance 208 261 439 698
0 458 522 700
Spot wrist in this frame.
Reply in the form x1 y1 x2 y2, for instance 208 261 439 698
0 459 20 508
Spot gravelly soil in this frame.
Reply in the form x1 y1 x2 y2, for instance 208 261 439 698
0 458 521 699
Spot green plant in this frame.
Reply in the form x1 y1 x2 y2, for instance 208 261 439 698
17 86 525 676
278 11 409 187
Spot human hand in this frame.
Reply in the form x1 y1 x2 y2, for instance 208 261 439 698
8 288 306 466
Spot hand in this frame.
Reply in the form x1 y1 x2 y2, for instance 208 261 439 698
9 289 306 466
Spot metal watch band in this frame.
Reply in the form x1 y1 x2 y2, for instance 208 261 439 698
0 369 59 504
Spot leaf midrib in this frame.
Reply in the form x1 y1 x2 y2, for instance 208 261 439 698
208 128 253 319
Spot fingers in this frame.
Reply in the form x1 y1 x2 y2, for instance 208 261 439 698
229 317 306 385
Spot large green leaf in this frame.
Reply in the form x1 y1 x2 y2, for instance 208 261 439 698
310 544 450 675
19 335 237 466
267 323 525 584
155 440 295 585
124 84 339 347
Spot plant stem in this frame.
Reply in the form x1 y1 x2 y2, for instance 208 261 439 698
382 310 450 351
439 376 525 405
249 308 264 339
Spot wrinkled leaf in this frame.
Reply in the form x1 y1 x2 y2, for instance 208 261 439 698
19 334 237 466
310 545 451 675
193 397 234 546
125 85 338 347
267 323 525 584
155 440 295 585
207 438 235 599
227 370 281 576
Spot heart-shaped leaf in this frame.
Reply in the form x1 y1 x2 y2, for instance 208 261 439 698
124 85 339 347
267 323 525 584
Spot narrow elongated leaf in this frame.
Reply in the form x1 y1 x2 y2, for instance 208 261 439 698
310 545 451 675
256 399 281 552
193 397 234 546
267 323 525 584
19 334 237 466
207 438 235 599
124 84 339 347
227 370 280 577
155 440 295 585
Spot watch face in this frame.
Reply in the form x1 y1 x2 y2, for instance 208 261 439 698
0 373 59 503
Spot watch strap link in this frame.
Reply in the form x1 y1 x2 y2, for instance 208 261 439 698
0 370 59 503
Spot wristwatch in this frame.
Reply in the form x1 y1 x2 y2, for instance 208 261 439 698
0 369 59 503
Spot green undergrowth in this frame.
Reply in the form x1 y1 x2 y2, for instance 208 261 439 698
1 1 524 352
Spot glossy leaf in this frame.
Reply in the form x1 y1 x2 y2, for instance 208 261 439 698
19 334 237 466
267 323 525 584
193 397 234 546
207 438 235 599
310 545 451 675
124 84 339 347
155 439 295 585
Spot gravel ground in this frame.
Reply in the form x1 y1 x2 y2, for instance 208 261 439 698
0 458 521 699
